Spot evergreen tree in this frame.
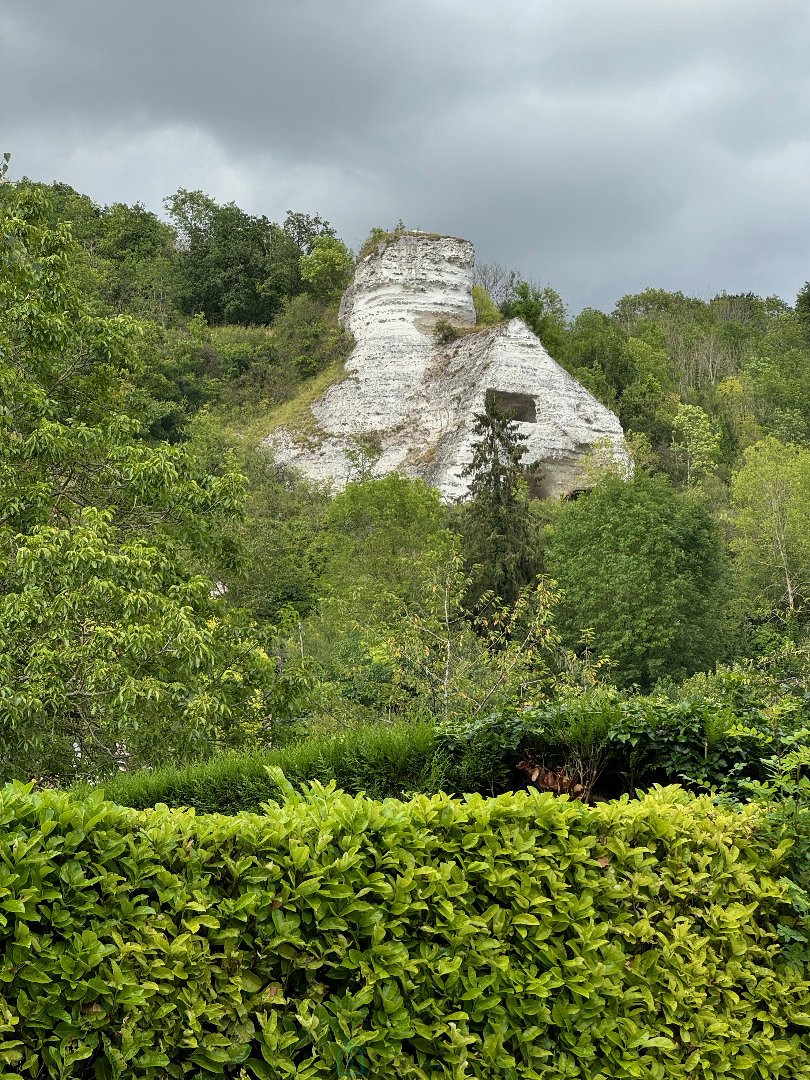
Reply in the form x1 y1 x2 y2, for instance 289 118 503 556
457 390 539 606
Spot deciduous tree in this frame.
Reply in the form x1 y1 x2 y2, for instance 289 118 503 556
730 437 810 615
546 472 731 688
0 176 282 781
299 236 354 302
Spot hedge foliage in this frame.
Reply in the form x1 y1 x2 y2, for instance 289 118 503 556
96 722 438 812
101 684 810 814
0 782 808 1078
436 692 795 799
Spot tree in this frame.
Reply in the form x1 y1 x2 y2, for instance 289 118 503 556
299 235 354 302
97 201 178 321
165 188 301 324
618 372 678 447
302 477 580 729
320 474 453 608
545 472 731 688
473 261 516 307
185 416 330 623
670 403 721 484
457 391 540 606
561 308 636 406
0 509 281 781
0 177 283 781
282 210 335 255
500 280 567 356
796 281 810 347
300 475 456 723
730 437 810 616
739 301 810 445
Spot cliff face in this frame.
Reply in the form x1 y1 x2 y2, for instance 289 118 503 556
267 232 630 498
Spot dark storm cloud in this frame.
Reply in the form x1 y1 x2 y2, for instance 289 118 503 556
2 0 809 310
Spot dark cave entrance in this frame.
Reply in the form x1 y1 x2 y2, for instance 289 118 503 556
488 390 537 424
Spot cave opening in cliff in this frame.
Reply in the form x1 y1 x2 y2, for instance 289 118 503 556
488 390 537 423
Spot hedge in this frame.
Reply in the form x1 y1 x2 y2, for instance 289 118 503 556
98 691 810 815
97 721 439 812
0 781 808 1078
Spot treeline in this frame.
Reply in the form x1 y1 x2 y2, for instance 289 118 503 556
27 178 355 440
481 266 810 487
38 176 810 484
0 169 808 792
38 180 354 324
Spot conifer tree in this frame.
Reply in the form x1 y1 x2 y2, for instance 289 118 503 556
458 390 539 606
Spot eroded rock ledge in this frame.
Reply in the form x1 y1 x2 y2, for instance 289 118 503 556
267 232 630 499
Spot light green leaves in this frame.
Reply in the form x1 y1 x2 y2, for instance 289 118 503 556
0 783 806 1078
730 436 810 614
0 178 280 784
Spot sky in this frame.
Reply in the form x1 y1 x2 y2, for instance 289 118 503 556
2 0 809 312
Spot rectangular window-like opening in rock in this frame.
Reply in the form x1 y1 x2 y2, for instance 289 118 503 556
488 390 537 423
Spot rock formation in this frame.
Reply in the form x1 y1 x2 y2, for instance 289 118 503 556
267 232 630 499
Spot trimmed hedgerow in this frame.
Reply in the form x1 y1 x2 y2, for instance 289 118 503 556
0 782 808 1078
96 722 439 812
95 687 810 815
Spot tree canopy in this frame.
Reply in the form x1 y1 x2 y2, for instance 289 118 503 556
545 472 731 688
0 177 286 782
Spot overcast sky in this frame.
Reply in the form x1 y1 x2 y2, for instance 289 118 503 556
3 0 809 311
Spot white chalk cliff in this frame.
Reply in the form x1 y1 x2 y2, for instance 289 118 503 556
267 233 630 499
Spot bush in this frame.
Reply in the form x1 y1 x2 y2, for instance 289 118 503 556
97 722 439 811
270 294 352 380
433 318 462 345
0 783 807 1077
104 680 810 813
438 688 810 800
472 283 503 326
439 692 624 799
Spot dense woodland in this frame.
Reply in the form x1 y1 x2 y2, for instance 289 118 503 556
1 163 809 806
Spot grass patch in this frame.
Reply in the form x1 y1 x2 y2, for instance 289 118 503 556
257 359 348 446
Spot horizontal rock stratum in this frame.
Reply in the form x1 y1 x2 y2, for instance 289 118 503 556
267 232 630 499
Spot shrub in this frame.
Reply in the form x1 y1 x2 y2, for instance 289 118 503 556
607 695 764 792
97 721 439 811
472 283 503 326
270 293 353 380
356 225 394 261
104 683 810 814
0 783 807 1077
437 688 810 800
433 318 462 345
438 694 626 799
